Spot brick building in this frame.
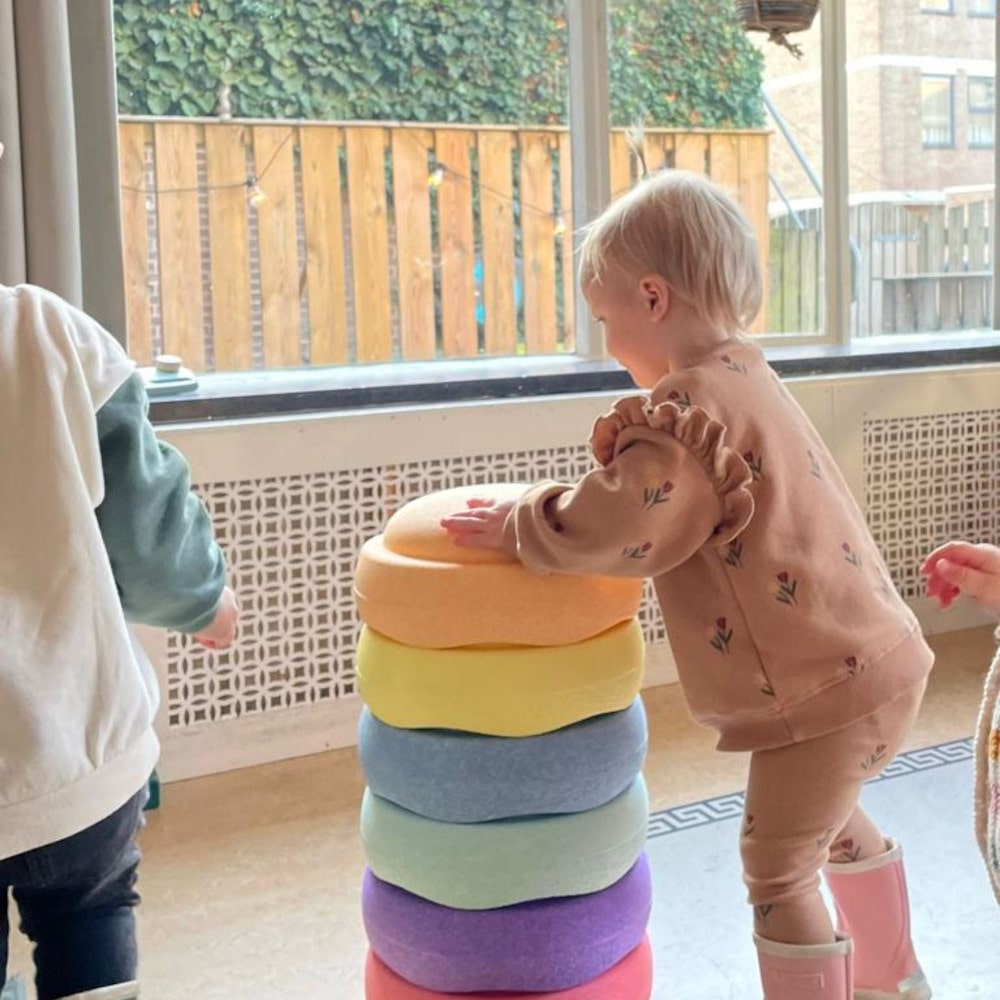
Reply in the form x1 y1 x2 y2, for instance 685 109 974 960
757 0 995 200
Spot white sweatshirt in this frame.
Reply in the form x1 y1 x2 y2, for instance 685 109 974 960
0 284 159 858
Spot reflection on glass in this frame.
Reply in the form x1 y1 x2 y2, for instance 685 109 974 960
748 11 826 338
849 0 995 337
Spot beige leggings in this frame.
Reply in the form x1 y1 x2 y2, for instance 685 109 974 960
740 679 927 942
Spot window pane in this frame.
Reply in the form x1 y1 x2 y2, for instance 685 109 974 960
849 1 995 337
920 0 954 12
969 77 995 148
969 0 996 16
608 3 823 340
746 12 826 339
921 76 955 147
114 2 571 373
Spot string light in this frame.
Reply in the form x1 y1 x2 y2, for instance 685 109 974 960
427 164 446 189
121 123 590 232
247 175 267 208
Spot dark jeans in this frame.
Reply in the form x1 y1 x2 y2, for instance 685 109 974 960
0 789 145 1000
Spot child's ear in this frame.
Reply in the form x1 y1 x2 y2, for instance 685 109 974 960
639 275 670 320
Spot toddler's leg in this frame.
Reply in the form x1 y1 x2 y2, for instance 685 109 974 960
13 791 145 1000
0 887 9 991
743 681 926 998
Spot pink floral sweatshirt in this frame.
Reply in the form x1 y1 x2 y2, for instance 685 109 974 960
503 339 933 751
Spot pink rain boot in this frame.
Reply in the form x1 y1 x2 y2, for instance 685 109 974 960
755 934 853 999
824 840 931 1000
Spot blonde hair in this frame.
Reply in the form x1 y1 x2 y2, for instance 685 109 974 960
579 169 762 332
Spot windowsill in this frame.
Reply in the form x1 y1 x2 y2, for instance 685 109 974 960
148 332 1000 424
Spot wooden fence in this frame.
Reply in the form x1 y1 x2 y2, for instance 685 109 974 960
118 118 770 371
769 195 995 336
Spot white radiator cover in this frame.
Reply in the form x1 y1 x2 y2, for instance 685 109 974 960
140 364 1000 781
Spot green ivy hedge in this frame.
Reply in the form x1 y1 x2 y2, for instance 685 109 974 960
114 0 764 128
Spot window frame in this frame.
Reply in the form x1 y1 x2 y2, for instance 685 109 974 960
124 1 1000 422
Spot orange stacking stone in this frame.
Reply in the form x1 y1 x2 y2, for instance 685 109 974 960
354 484 643 648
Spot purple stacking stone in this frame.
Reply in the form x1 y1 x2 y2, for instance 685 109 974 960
362 853 652 994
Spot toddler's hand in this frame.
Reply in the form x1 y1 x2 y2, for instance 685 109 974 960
590 413 625 467
440 498 514 550
921 541 1000 613
193 586 240 649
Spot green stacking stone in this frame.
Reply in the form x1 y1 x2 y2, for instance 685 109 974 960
360 775 649 910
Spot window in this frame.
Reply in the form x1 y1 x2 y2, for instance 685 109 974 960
921 76 955 147
698 1 826 340
970 77 996 147
115 3 570 374
109 1 999 413
852 0 994 339
970 0 996 16
919 0 953 12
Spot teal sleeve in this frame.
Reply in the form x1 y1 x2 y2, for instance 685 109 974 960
94 374 227 633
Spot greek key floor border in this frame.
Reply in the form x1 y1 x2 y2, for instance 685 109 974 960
647 738 973 839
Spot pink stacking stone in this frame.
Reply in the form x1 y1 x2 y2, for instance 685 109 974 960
362 855 652 994
365 935 654 999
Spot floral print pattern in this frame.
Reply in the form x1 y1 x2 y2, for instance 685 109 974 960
808 449 822 478
830 836 863 863
771 571 799 606
720 353 749 376
723 538 744 568
842 542 862 568
844 655 863 678
622 542 652 560
666 389 693 410
710 617 733 654
743 450 764 481
643 480 675 509
861 743 888 771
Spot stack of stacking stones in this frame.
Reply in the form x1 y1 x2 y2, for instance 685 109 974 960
354 485 654 999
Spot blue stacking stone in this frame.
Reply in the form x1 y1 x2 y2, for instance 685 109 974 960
359 697 648 823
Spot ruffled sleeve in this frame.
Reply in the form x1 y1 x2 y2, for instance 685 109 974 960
619 400 755 546
504 400 755 578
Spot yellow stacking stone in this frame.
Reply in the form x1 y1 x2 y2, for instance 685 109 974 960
358 618 645 736
354 484 643 648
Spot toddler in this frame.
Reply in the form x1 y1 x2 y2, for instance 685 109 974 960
443 170 934 1000
0 278 237 1000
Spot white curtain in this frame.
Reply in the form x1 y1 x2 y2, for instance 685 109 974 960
0 0 126 339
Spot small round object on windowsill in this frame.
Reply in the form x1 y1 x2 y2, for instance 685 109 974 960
155 353 183 374
139 354 199 396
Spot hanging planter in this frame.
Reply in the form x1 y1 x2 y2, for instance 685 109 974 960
735 1 820 58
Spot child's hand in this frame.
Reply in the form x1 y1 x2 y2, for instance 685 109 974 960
440 498 515 550
590 412 626 467
921 542 1000 613
192 586 240 649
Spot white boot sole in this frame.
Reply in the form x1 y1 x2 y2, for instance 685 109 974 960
855 978 932 1000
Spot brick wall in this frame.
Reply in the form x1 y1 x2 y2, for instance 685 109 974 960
758 0 994 200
